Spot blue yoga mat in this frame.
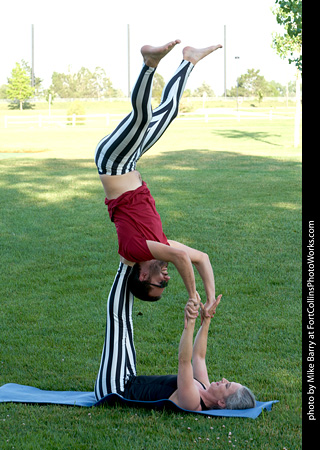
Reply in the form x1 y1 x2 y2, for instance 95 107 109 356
0 383 278 419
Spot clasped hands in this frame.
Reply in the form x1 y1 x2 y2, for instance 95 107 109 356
184 292 222 327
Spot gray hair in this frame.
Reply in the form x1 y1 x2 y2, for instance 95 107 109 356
224 386 256 410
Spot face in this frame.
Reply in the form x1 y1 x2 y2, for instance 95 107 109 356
208 378 242 408
140 260 170 297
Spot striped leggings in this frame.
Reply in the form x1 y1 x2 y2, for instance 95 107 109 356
95 262 135 400
94 59 194 175
94 60 194 401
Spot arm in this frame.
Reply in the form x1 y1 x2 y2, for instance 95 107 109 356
192 295 222 387
168 240 216 306
176 307 201 411
146 240 197 300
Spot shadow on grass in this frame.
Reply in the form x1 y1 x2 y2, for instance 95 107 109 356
0 149 301 213
211 129 282 146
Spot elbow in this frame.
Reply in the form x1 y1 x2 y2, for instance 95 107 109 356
201 252 210 263
194 251 210 268
192 354 206 366
178 345 193 365
178 353 192 366
172 248 190 265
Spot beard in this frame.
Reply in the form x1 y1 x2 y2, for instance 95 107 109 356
148 260 167 280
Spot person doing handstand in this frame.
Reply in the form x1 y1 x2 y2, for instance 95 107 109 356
94 40 222 306
94 41 251 403
96 289 256 410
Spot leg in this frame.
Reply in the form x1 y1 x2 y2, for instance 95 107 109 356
94 41 181 176
139 45 222 156
94 262 135 400
139 59 193 156
94 65 155 176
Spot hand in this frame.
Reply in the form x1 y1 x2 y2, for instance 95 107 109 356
200 294 222 323
184 292 201 328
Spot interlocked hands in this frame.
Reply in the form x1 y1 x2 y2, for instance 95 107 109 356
184 293 222 327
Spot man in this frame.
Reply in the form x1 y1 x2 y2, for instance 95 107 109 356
94 40 223 400
95 289 256 410
95 40 222 306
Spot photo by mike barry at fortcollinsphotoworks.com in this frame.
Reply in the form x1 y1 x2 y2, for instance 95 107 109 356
304 220 317 425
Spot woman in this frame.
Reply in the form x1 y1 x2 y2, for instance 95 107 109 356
122 295 255 410
95 279 256 411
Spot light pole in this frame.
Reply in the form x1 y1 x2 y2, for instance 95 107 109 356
224 25 227 98
31 25 35 87
235 56 240 112
127 24 131 98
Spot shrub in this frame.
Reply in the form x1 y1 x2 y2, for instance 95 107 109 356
66 101 86 125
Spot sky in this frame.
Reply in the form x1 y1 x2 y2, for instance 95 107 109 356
1 0 298 97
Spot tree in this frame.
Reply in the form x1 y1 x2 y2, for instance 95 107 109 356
268 80 287 96
92 67 123 98
50 67 123 98
0 84 7 99
7 63 35 110
193 82 215 97
21 59 43 96
227 69 274 98
152 73 165 103
66 101 86 125
272 0 302 71
44 87 56 105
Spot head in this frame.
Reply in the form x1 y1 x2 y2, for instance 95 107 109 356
207 378 256 410
127 260 170 302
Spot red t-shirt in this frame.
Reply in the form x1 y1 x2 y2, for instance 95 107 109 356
105 181 169 262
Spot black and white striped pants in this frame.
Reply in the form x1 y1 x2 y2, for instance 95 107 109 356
95 262 135 400
94 59 194 175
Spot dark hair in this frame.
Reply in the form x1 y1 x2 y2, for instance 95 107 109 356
128 263 162 302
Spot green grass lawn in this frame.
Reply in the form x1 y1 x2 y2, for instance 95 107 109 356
0 116 301 449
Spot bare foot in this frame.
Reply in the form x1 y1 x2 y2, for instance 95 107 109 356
141 40 181 68
183 45 222 65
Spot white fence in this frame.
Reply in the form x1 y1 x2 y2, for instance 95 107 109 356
4 113 123 128
0 96 299 104
4 108 298 129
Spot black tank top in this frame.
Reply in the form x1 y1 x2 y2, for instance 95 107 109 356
124 375 178 401
124 375 210 410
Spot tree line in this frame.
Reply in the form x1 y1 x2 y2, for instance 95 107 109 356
0 62 126 110
0 62 298 110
